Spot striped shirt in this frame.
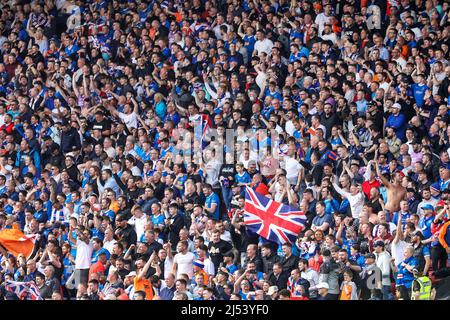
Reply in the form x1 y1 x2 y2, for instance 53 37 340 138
49 209 66 224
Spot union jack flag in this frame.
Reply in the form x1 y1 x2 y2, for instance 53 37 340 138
244 187 307 245
5 280 43 300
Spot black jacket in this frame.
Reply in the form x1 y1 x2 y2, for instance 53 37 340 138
262 252 282 274
268 271 289 290
60 127 81 154
281 254 299 274
117 224 137 247
164 214 185 251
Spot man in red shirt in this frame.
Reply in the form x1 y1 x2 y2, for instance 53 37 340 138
251 173 269 195
362 161 381 199
0 114 14 134
89 251 107 279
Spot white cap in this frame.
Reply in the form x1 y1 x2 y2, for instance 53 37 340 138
391 103 402 110
126 271 137 277
316 282 329 290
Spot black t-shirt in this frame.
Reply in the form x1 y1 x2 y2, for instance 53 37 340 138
368 199 383 215
126 188 144 204
208 240 233 270
185 191 201 205
153 182 166 201
230 225 259 253
117 267 129 281
118 224 137 247
219 164 235 186
90 118 112 132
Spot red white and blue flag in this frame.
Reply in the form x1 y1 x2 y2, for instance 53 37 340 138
200 113 212 141
5 280 43 300
244 187 306 245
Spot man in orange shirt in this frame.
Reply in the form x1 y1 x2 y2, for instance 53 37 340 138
88 251 107 280
192 260 209 285
133 251 158 300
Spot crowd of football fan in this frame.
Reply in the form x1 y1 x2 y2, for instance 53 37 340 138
0 0 450 300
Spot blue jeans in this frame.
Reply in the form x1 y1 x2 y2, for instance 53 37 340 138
221 186 233 211
382 285 393 300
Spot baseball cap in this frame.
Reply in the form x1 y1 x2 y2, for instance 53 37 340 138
422 204 434 211
397 170 406 178
193 260 205 269
391 103 402 110
430 183 441 193
125 271 137 278
316 282 329 290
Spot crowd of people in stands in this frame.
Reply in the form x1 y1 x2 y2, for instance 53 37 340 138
0 0 450 300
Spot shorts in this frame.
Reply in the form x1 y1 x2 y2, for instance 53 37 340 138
74 269 90 288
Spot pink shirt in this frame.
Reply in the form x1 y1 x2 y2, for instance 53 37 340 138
410 151 423 165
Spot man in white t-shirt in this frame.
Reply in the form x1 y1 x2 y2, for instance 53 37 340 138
196 245 215 277
107 101 138 130
172 240 196 279
283 156 303 186
103 227 117 254
315 3 332 36
254 29 274 56
68 226 93 287
128 206 148 241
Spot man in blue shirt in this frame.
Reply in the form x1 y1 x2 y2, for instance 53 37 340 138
160 273 176 300
91 238 111 264
392 200 412 231
385 103 407 140
411 74 429 108
243 28 256 58
311 202 332 233
419 205 434 239
203 184 220 221
393 246 418 300
33 199 48 224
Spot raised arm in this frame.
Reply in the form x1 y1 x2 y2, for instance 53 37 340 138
336 222 345 244
332 180 350 198
72 73 80 97
285 180 295 206
338 130 350 148
234 270 248 294
393 212 404 244
123 244 135 261
131 97 139 115
202 73 218 99
137 251 156 280
363 161 373 181
374 159 391 189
